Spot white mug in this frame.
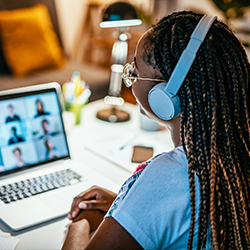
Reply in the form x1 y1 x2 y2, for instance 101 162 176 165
139 111 159 131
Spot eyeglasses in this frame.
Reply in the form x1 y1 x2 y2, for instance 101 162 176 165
121 63 166 87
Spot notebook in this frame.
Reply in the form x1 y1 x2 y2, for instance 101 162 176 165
0 82 118 232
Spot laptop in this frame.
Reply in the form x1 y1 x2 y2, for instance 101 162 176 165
0 82 118 232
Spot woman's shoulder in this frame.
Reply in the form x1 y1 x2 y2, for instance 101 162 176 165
130 146 189 192
132 146 187 175
145 146 188 174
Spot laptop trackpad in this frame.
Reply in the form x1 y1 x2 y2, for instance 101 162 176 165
41 181 93 212
1 199 59 231
2 191 73 231
40 191 73 213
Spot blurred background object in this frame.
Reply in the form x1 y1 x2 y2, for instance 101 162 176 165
211 0 250 48
0 0 111 102
211 0 250 20
96 1 142 122
0 0 249 105
62 71 91 125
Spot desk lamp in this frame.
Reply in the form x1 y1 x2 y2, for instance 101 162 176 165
96 1 142 122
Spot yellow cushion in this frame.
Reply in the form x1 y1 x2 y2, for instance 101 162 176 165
0 4 65 77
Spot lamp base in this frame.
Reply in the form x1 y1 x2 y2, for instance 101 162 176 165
96 107 130 122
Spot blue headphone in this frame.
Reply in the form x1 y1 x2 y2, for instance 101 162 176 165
148 15 217 120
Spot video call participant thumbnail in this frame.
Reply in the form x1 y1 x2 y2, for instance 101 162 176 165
5 104 21 123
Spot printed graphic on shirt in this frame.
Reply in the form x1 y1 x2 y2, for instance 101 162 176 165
106 153 163 217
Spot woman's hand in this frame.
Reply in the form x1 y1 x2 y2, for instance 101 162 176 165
73 209 106 232
63 209 106 250
62 217 90 250
68 185 117 220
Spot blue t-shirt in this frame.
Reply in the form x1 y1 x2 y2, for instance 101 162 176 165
106 146 211 249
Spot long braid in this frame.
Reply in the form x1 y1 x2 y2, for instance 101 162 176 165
210 42 234 249
188 167 196 249
144 11 250 249
213 23 250 247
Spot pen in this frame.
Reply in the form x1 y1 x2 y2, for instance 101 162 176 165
119 135 137 150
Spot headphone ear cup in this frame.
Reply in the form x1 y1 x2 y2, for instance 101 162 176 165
148 82 181 120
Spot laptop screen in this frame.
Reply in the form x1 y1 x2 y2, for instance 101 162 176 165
0 84 70 177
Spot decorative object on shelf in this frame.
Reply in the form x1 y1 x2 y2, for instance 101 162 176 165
96 1 142 123
62 71 91 125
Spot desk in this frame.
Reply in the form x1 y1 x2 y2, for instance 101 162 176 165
71 100 174 175
1 100 174 249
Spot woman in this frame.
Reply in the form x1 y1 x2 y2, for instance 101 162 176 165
63 11 250 250
34 99 50 117
44 139 60 160
13 147 25 168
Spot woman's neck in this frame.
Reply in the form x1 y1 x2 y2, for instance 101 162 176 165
164 116 181 148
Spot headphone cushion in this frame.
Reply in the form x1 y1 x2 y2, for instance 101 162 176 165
148 82 181 120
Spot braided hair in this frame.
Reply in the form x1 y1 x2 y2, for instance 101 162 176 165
143 11 250 249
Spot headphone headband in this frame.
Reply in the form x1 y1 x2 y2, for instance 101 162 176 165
148 14 217 120
166 15 217 95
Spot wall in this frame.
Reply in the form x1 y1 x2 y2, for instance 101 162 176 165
54 0 86 58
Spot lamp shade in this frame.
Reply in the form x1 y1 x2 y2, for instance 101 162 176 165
100 1 142 28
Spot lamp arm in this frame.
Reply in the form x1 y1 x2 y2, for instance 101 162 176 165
109 39 128 97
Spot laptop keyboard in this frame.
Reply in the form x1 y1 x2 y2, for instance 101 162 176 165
0 169 82 204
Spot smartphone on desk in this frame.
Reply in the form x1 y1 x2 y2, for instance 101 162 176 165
131 145 154 163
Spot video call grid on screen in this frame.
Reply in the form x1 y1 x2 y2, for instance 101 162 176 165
0 88 70 176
